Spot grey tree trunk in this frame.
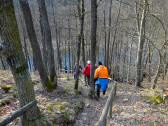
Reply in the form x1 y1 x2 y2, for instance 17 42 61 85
41 30 48 72
0 1 49 125
127 37 134 82
0 56 6 70
37 0 57 87
64 40 67 68
89 0 97 96
135 0 147 87
75 0 85 90
50 0 62 69
74 36 81 90
147 44 152 82
19 0 52 90
68 19 71 73
106 0 113 67
55 23 62 69
152 51 162 89
112 0 122 64
81 0 86 67
103 9 107 65
162 52 167 80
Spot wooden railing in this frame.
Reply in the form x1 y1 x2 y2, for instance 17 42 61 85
0 100 37 126
96 82 117 126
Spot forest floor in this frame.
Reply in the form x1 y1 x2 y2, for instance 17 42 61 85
0 70 168 126
109 79 168 126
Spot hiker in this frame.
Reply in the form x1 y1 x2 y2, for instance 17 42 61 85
83 60 91 85
94 61 110 98
64 65 68 73
73 63 82 80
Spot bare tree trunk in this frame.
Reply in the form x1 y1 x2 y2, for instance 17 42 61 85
81 0 86 67
127 37 134 82
75 0 85 90
19 0 51 90
0 56 6 70
41 30 48 72
162 52 167 80
165 63 168 77
64 40 67 68
106 0 113 67
147 44 152 82
37 0 57 87
0 1 49 125
152 51 162 89
55 23 62 69
103 9 107 65
111 0 122 65
68 18 71 78
135 0 147 87
74 36 81 90
89 0 97 97
17 8 30 70
50 0 62 69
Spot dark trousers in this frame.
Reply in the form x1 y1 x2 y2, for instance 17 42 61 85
86 76 90 85
96 84 106 98
97 84 101 98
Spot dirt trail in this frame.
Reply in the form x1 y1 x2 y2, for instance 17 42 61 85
109 83 168 126
74 83 114 126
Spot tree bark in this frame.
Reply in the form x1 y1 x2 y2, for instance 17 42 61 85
106 0 113 67
19 0 52 90
103 9 107 65
81 0 86 67
152 51 162 89
111 0 122 64
135 0 147 87
89 0 97 96
127 36 134 82
0 56 6 70
0 1 50 125
147 44 152 82
74 0 84 90
68 18 71 73
74 36 81 90
37 0 57 87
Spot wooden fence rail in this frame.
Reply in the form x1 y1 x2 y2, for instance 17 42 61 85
96 82 117 126
0 100 37 126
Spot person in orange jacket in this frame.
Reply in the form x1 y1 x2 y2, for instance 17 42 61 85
94 61 110 98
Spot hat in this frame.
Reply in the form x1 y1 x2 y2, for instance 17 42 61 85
98 61 102 65
87 60 91 64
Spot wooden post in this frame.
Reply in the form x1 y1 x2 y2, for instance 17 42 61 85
109 96 113 118
96 82 116 126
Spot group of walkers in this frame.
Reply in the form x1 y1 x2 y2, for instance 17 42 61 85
74 60 110 98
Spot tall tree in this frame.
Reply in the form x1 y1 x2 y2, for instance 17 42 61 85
50 0 62 69
135 0 148 87
19 0 53 90
103 9 107 65
37 0 57 87
106 0 113 67
80 0 86 67
0 1 49 125
89 0 97 97
74 0 85 90
68 18 71 73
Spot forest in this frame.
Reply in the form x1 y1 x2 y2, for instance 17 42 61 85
0 0 168 126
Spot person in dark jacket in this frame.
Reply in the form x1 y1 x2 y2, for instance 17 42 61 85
64 65 68 73
74 63 82 80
